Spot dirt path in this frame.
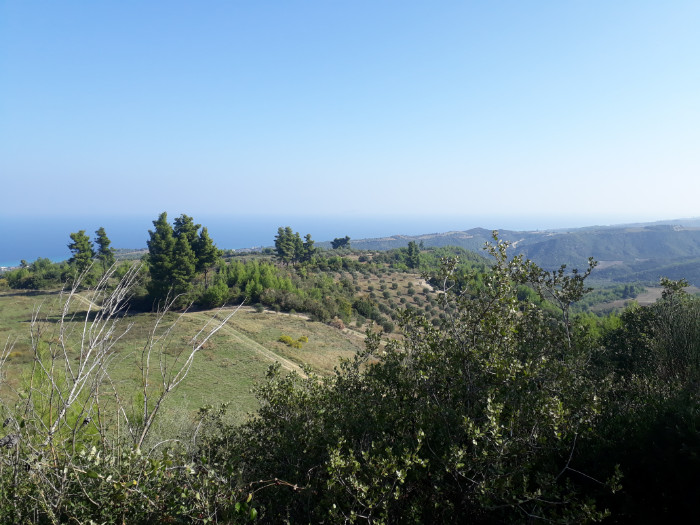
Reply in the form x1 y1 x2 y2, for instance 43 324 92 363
186 311 307 378
72 292 100 310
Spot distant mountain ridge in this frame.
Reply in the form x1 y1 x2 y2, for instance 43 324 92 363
319 218 700 285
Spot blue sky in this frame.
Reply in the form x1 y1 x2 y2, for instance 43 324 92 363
1 1 699 227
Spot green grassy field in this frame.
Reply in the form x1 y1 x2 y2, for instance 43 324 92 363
0 290 366 425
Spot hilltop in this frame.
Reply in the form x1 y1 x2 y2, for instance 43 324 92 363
317 218 700 286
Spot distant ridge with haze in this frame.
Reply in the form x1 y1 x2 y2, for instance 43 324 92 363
319 218 700 285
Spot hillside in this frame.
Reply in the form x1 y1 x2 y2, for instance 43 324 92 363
0 289 365 424
320 220 700 285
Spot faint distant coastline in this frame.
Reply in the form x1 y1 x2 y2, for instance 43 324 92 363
0 258 65 271
3 215 699 271
1 249 147 271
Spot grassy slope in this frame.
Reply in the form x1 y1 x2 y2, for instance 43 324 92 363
0 290 365 424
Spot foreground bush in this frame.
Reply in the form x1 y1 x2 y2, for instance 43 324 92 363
2 237 697 523
212 236 620 523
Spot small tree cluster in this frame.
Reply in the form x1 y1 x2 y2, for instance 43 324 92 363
66 227 117 285
146 212 220 306
331 235 350 250
274 226 316 265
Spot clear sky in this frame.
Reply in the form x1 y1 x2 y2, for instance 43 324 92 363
1 1 699 227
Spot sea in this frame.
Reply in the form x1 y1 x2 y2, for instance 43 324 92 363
0 213 622 268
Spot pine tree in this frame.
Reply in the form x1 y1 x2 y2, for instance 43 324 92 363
173 214 201 247
274 227 296 265
147 212 176 303
331 236 350 250
68 230 95 273
193 227 220 288
302 233 316 263
94 227 116 273
407 241 420 269
292 232 304 264
171 235 196 298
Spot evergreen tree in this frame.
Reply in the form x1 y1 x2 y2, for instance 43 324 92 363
173 214 201 247
331 236 350 249
292 232 304 263
171 235 196 298
147 212 176 303
148 212 222 304
68 230 95 273
302 233 316 263
407 241 420 269
94 227 116 273
193 227 220 288
274 226 296 265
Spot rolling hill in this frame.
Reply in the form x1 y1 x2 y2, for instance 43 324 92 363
321 219 700 285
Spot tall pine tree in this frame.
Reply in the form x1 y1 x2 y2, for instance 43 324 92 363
194 227 220 288
173 214 201 247
171 235 196 298
274 227 296 265
147 212 176 303
406 241 420 269
147 212 221 305
68 230 95 273
301 233 316 263
94 227 115 273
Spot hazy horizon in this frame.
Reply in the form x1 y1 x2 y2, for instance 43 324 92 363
2 1 699 225
2 212 698 268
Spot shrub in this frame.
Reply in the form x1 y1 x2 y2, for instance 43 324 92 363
329 317 345 330
227 236 615 522
278 334 303 349
198 280 229 308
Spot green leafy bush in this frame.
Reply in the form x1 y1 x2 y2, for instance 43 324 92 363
221 236 618 523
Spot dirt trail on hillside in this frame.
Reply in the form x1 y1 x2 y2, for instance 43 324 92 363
186 311 307 378
72 292 100 310
66 296 307 377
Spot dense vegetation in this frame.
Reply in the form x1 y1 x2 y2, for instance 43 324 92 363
0 221 698 523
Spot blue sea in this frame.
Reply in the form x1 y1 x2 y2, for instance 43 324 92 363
0 213 618 268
